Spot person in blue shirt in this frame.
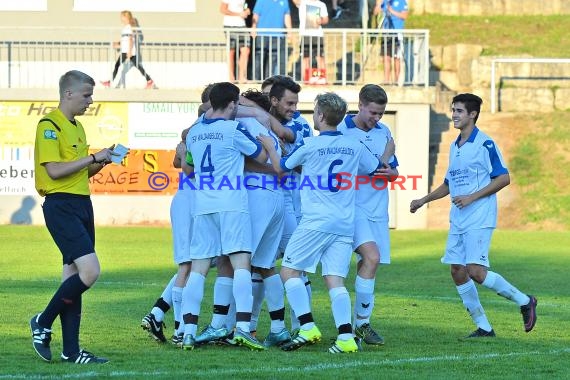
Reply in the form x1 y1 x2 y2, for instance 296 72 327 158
410 93 537 338
251 0 292 80
377 0 408 85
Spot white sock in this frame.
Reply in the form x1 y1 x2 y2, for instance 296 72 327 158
284 277 313 330
354 275 375 327
211 276 233 329
233 269 253 332
172 286 183 335
182 272 205 337
482 271 530 306
225 300 236 331
300 272 312 304
151 307 164 322
264 274 286 333
151 275 176 322
250 272 265 332
290 307 300 332
329 286 352 340
457 279 492 332
161 274 177 305
290 274 311 331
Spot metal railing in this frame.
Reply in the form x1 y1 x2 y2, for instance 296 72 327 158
0 27 429 89
491 58 570 113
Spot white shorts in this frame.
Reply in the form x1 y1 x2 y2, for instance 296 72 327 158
291 187 302 222
353 215 391 264
249 189 285 269
170 189 193 265
278 192 298 254
441 228 493 267
190 211 252 260
283 228 353 278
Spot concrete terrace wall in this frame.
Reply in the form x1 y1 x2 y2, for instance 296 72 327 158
429 44 570 112
411 0 570 16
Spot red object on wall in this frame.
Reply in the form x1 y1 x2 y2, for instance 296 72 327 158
304 68 327 85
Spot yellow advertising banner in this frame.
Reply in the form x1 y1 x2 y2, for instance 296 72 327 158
0 101 193 196
89 149 182 195
0 101 129 149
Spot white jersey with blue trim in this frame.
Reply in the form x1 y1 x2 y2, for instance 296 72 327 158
293 111 313 138
282 117 305 155
291 111 312 220
337 114 398 222
281 117 305 205
281 131 380 236
187 117 262 215
239 117 282 192
444 127 509 233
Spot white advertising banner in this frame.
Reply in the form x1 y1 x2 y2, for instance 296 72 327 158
127 102 200 149
0 160 35 195
0 0 47 11
73 0 196 12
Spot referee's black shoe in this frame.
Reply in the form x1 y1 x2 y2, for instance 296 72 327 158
30 313 52 361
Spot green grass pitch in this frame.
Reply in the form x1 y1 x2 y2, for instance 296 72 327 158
1 225 569 379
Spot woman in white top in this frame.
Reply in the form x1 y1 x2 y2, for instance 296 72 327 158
101 10 155 89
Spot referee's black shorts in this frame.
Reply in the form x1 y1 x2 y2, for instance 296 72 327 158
43 193 95 265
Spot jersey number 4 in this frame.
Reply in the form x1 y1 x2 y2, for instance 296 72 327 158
200 144 215 175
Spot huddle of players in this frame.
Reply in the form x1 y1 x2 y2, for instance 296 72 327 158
141 76 397 354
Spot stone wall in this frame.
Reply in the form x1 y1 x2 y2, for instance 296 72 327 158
429 44 570 112
411 0 570 16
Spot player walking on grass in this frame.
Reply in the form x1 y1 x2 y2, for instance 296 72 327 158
31 70 118 364
181 82 268 351
410 93 537 338
258 92 381 353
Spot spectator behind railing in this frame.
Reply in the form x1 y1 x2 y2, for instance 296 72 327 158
294 0 329 85
0 27 429 89
220 0 251 83
378 0 408 85
251 0 292 81
100 10 155 89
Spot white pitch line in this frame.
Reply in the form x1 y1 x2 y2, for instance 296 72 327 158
1 348 568 379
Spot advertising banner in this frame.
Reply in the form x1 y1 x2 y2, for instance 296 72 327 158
0 101 195 195
89 149 181 195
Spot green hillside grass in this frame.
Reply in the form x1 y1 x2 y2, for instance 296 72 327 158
406 14 570 229
1 226 569 379
407 15 570 57
509 111 570 229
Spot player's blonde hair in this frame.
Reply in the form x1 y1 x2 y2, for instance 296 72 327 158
315 92 347 127
121 10 136 27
